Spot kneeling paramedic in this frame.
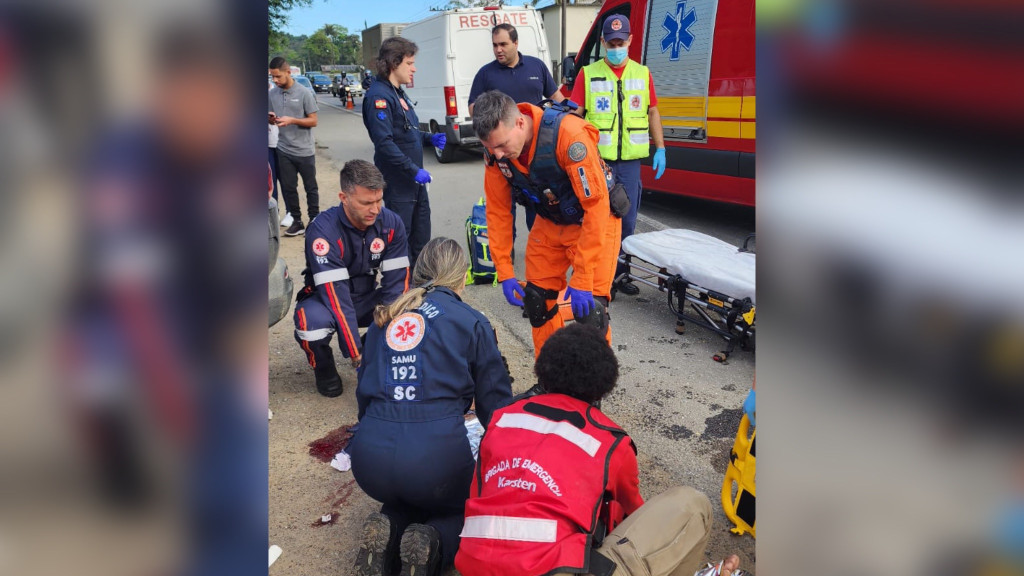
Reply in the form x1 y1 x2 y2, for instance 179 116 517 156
472 90 627 356
456 324 721 576
292 159 410 397
348 237 513 576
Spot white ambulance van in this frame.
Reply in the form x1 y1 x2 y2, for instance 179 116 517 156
400 5 551 163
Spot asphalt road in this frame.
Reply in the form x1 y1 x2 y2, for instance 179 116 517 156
275 91 757 571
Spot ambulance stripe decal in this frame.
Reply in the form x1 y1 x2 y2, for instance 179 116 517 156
461 516 557 543
494 413 600 457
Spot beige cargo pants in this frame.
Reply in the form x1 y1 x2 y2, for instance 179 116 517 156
556 486 713 576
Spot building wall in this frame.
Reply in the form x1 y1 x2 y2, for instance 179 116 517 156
538 4 600 80
361 23 408 70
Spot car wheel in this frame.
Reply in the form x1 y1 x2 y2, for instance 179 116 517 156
433 129 458 163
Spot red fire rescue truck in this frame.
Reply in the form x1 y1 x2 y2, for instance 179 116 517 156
563 0 755 206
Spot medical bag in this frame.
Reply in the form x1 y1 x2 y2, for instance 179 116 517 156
465 197 497 285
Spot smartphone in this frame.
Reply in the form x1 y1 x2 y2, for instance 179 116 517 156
268 112 277 124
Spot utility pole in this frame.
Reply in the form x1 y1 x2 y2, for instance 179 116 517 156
560 0 567 62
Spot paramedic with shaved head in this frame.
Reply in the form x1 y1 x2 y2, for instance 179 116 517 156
469 22 565 235
472 90 626 357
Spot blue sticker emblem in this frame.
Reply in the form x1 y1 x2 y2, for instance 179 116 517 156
661 0 697 61
596 97 611 112
377 110 387 120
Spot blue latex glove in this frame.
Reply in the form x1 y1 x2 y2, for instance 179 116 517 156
500 279 524 306
743 388 756 427
652 147 666 179
565 286 594 317
431 133 446 150
414 169 432 184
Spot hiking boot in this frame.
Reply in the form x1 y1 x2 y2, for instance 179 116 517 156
284 220 304 237
353 512 400 576
615 278 640 296
399 524 441 576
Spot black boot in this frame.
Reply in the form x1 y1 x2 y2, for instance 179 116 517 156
313 364 343 397
353 512 401 576
306 336 343 397
399 524 441 576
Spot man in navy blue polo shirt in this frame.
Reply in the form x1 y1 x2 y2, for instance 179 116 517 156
469 23 564 232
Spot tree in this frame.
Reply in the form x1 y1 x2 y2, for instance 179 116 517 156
269 0 312 37
304 30 340 70
269 0 312 58
432 0 492 9
319 24 363 66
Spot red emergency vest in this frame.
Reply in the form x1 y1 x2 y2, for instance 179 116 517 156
455 394 631 576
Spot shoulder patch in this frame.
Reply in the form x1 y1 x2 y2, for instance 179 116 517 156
377 110 387 121
311 237 330 256
386 312 425 352
568 141 587 163
374 99 388 109
498 162 513 179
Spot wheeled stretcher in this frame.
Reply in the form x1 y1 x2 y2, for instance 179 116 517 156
615 229 755 363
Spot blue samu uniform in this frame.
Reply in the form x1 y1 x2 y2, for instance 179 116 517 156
292 206 410 396
362 77 434 265
349 287 513 566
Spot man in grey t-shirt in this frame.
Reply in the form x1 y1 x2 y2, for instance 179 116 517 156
269 57 320 236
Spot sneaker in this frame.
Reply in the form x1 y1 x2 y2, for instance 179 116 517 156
353 512 400 576
284 220 304 237
279 212 294 228
399 524 441 576
615 278 640 296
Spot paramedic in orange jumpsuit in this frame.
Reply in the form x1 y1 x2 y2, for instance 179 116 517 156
473 90 622 356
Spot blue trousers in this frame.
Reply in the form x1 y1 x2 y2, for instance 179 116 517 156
292 288 380 367
348 415 474 567
384 182 431 267
607 159 643 277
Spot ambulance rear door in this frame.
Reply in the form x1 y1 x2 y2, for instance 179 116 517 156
641 0 719 143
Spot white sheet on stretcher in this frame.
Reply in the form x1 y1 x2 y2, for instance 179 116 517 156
622 229 756 304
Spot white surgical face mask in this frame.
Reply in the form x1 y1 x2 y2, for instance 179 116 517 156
606 46 628 66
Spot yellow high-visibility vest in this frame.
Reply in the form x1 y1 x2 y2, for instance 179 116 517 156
583 58 651 161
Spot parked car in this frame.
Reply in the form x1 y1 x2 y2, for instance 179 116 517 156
293 75 315 93
269 191 294 327
311 74 331 93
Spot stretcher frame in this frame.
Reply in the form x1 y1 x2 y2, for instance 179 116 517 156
614 233 756 363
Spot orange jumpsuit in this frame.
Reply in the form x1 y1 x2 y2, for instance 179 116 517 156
484 103 622 356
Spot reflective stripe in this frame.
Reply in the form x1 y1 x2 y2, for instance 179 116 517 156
623 78 646 91
598 134 614 147
629 133 650 145
381 256 410 272
494 413 600 457
296 327 334 341
589 80 614 93
461 515 557 543
314 268 350 285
